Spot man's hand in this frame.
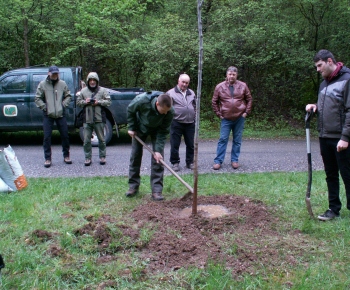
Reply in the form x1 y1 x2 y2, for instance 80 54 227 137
306 104 317 112
337 140 349 152
153 152 163 163
128 130 136 138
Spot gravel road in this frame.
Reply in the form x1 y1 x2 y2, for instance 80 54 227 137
1 136 324 178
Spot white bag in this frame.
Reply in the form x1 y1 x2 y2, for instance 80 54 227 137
0 145 28 192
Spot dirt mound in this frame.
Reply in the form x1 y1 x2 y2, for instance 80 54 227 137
131 195 306 276
31 195 309 278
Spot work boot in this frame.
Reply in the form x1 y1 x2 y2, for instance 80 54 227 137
231 162 239 169
84 159 91 166
126 188 139 197
212 163 221 170
100 157 106 165
186 163 194 170
151 192 164 201
172 163 180 172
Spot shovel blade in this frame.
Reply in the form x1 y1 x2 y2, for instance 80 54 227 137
305 197 315 218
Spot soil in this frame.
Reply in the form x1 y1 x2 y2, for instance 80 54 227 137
30 195 310 282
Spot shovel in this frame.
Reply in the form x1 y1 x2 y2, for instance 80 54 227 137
305 111 315 218
134 135 194 199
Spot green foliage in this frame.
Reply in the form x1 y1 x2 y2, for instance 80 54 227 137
1 0 350 124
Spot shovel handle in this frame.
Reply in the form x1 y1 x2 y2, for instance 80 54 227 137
134 135 194 193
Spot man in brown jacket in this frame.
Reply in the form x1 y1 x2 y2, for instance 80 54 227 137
212 66 252 170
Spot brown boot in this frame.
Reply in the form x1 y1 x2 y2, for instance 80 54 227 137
100 157 106 165
84 159 91 166
125 188 139 197
151 192 164 201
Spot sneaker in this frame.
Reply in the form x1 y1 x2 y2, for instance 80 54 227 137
125 188 139 197
151 192 164 201
186 163 194 170
64 157 72 164
44 160 51 168
172 163 180 172
100 157 106 165
318 209 339 221
84 159 91 166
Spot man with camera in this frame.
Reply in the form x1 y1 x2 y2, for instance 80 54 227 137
76 72 111 166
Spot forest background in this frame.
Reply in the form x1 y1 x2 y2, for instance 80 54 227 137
0 0 349 128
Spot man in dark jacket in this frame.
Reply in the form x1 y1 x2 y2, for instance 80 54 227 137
34 66 72 168
126 92 174 201
76 72 111 166
306 49 350 221
212 66 252 170
167 74 196 172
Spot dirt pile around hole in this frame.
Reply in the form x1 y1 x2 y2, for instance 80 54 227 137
131 195 308 276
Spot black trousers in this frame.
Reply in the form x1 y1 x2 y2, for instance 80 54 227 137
319 137 350 215
43 114 70 160
169 120 195 165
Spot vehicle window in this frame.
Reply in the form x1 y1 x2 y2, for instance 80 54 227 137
31 73 66 93
0 75 27 94
32 74 47 93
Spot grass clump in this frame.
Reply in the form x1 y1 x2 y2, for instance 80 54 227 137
1 171 350 289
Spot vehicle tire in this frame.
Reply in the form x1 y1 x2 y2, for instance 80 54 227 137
79 119 113 147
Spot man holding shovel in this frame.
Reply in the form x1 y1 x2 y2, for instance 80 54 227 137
126 92 174 201
306 49 350 221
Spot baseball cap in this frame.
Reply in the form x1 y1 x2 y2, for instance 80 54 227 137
48 65 60 74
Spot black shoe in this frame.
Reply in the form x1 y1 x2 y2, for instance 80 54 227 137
151 192 164 201
44 160 51 168
64 157 72 164
100 157 106 165
186 163 194 170
84 159 91 166
126 188 139 197
318 209 339 221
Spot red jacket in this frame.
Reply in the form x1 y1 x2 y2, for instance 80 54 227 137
212 80 252 121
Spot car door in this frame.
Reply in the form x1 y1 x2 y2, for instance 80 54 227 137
30 73 47 127
0 74 30 129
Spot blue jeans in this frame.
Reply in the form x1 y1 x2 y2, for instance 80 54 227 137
214 117 245 164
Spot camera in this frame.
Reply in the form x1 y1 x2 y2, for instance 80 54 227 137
87 97 95 104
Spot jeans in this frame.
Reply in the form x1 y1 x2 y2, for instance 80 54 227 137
319 137 350 215
43 114 70 160
83 122 106 159
170 120 195 165
214 117 245 164
128 134 164 193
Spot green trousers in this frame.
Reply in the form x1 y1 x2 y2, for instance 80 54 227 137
83 122 106 159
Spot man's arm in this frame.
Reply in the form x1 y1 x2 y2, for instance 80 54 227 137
62 83 71 107
34 82 46 111
212 85 222 119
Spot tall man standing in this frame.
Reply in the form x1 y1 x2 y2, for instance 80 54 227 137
126 92 174 201
212 66 252 170
306 49 350 221
34 66 72 168
167 74 196 172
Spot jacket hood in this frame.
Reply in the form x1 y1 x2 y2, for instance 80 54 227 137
86 72 99 83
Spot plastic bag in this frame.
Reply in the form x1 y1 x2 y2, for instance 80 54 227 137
0 145 28 192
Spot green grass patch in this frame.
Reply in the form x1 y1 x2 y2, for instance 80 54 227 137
1 171 350 289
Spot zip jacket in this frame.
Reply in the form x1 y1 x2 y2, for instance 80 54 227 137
166 86 196 123
34 77 71 118
76 72 111 123
317 66 350 141
212 79 252 121
127 91 174 152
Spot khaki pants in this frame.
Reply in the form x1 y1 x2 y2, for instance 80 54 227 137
83 122 106 159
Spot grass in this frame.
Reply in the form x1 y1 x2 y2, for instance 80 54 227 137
1 170 350 289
